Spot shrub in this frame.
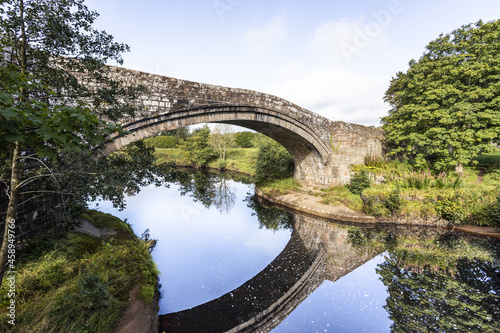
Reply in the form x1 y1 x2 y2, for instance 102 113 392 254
435 194 467 224
138 284 156 304
361 195 388 217
154 135 179 148
254 141 294 184
347 170 371 195
235 131 256 148
75 270 111 311
489 194 500 226
384 189 402 213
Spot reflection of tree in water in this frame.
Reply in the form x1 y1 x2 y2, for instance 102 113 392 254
245 195 294 232
346 227 500 332
378 253 499 332
213 174 236 214
85 142 181 210
175 170 237 214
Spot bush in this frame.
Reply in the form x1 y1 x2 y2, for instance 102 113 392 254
75 270 111 311
347 170 371 195
180 125 216 167
254 141 294 184
235 131 256 148
138 284 156 304
143 135 179 148
489 194 500 226
384 189 402 213
436 194 467 224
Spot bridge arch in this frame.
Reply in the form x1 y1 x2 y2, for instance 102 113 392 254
94 66 384 186
99 105 333 184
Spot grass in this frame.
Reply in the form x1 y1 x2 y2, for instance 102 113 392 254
207 148 258 175
259 178 301 196
154 147 258 175
475 148 500 167
345 158 500 226
322 186 364 211
0 210 159 333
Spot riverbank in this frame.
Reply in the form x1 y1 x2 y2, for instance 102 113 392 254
155 147 257 176
255 188 500 239
0 210 159 332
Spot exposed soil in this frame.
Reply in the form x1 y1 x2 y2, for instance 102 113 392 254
112 285 159 333
73 220 159 333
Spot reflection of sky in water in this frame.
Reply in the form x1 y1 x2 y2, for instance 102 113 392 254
89 180 292 314
272 254 391 333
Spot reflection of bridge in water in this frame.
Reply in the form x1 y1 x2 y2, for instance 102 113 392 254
158 213 379 333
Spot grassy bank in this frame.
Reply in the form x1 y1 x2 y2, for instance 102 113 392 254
0 210 159 333
154 147 258 175
259 151 500 227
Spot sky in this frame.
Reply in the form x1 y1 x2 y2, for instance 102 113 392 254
84 0 500 126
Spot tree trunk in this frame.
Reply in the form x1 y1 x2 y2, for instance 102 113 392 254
0 143 21 284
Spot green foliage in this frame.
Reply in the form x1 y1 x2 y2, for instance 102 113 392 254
254 140 294 184
244 195 294 231
347 170 371 195
382 19 500 171
0 64 116 157
362 195 389 217
0 0 141 283
370 231 499 333
475 149 500 167
138 284 156 304
180 125 216 167
67 234 99 259
75 270 111 311
321 186 364 211
209 124 235 165
154 147 259 175
143 135 179 148
324 157 499 225
260 178 301 196
488 194 500 226
436 194 467 224
235 131 257 148
0 210 159 332
385 189 402 213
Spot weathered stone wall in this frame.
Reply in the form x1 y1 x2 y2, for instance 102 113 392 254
0 191 64 246
99 66 384 186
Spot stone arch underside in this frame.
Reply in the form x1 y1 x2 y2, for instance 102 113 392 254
90 66 384 186
100 106 335 184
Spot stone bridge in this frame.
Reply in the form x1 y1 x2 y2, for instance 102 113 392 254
98 67 384 186
158 213 380 333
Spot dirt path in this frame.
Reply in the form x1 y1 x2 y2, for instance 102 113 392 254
73 220 159 333
112 286 159 333
256 188 375 223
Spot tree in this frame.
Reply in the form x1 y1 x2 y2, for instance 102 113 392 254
254 140 294 184
235 131 255 148
180 125 216 167
382 20 500 171
0 0 135 283
209 124 234 167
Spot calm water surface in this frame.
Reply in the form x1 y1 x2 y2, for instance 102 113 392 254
90 170 500 332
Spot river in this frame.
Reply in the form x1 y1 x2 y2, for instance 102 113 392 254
90 169 500 333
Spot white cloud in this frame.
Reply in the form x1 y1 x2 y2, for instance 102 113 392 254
265 67 390 126
309 13 395 66
243 16 288 52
